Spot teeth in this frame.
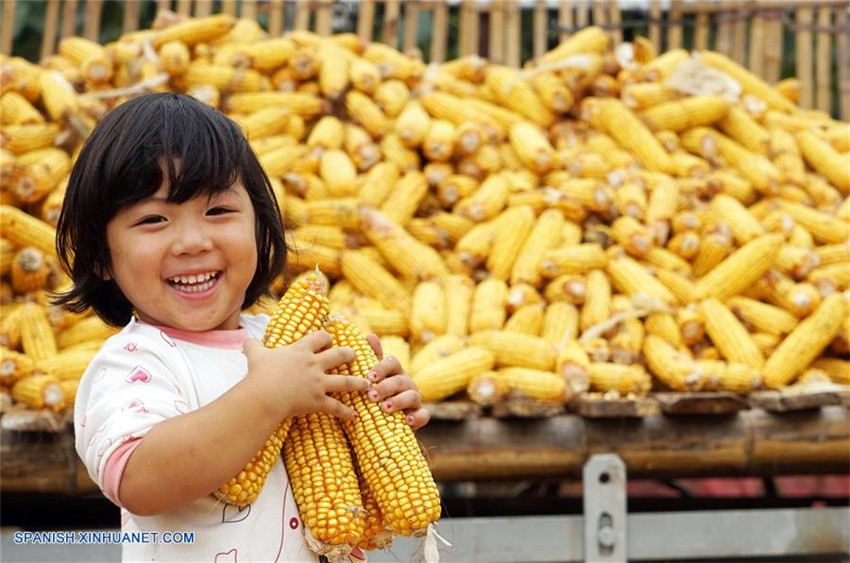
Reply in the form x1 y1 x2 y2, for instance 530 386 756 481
169 271 218 287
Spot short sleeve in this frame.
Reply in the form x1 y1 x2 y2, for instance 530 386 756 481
74 332 189 494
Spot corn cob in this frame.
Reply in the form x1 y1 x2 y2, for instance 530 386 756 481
796 131 850 193
493 367 567 401
588 363 652 396
340 251 411 314
410 281 446 344
216 271 330 507
811 359 850 385
466 371 510 406
763 293 848 388
12 374 65 411
0 347 37 387
1 91 44 125
699 299 764 368
412 346 496 403
325 314 441 537
510 209 566 286
469 277 509 333
153 14 236 48
508 122 556 176
697 360 763 394
694 234 784 300
698 51 797 112
380 171 428 226
469 330 556 371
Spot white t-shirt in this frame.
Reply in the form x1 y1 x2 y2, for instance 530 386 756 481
75 314 320 562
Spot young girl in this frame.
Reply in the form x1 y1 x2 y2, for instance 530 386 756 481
55 93 430 562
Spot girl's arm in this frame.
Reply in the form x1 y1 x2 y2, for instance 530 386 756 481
118 332 370 516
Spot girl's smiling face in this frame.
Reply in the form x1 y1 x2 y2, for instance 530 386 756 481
105 178 258 332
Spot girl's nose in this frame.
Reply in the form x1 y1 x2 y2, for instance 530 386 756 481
171 226 214 255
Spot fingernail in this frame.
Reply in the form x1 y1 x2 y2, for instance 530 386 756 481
368 390 379 401
383 401 392 411
368 371 378 380
352 411 360 419
406 415 414 424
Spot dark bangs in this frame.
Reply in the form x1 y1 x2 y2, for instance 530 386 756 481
54 93 286 326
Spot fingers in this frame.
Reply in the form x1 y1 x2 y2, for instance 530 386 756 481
323 374 371 395
404 407 431 430
300 330 333 351
320 395 360 421
316 346 355 369
366 355 403 383
366 371 413 403
373 389 421 416
366 334 383 360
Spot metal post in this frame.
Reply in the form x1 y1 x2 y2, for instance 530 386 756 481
583 454 627 563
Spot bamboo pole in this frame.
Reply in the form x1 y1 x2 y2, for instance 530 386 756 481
315 0 333 36
716 3 733 56
796 4 814 109
763 4 784 84
82 0 103 42
506 0 521 67
695 9 710 51
358 0 376 42
838 2 850 119
577 0 589 28
731 1 747 65
383 0 402 49
61 0 78 39
2 0 16 55
431 0 448 63
749 1 766 79
649 0 662 51
489 1 505 64
175 0 192 18
533 0 548 61
221 0 237 17
668 0 683 50
460 0 473 57
241 0 258 21
815 5 833 113
294 1 310 31
592 0 606 30
122 0 141 34
194 0 212 18
609 0 622 47
41 0 61 60
269 0 285 37
559 0 573 42
403 1 421 55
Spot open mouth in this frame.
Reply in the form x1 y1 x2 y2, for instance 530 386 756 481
167 271 220 293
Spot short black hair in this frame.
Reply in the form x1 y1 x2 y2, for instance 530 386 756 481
54 92 286 327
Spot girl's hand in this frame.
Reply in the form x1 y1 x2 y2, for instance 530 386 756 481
364 334 431 431
243 331 371 422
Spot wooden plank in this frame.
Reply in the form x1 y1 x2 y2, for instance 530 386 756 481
838 2 850 120
61 0 79 39
403 0 421 55
122 0 142 34
241 0 258 20
358 0 376 42
748 387 849 412
749 405 850 473
815 5 832 113
748 1 765 78
796 5 814 108
533 0 547 61
194 0 213 17
668 0 683 50
294 0 310 31
558 0 573 42
41 0 61 60
763 4 784 84
575 393 661 418
654 392 750 416
716 4 733 56
489 0 505 64
315 0 333 36
0 428 78 494
221 0 237 17
459 0 473 57
647 0 661 51
423 400 482 421
492 397 566 418
82 0 103 42
268 0 285 36
430 0 448 63
592 0 606 29
505 0 521 67
175 0 192 18
383 0 402 49
0 409 71 432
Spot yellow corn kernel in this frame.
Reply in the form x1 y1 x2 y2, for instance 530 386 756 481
469 330 556 371
699 299 764 368
694 234 784 300
588 363 652 396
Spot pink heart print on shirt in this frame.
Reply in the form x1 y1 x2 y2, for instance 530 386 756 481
222 504 251 524
214 548 237 563
96 437 113 458
125 366 151 384
121 399 148 414
123 342 138 353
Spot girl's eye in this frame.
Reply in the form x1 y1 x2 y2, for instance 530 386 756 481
207 207 233 216
137 215 165 225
